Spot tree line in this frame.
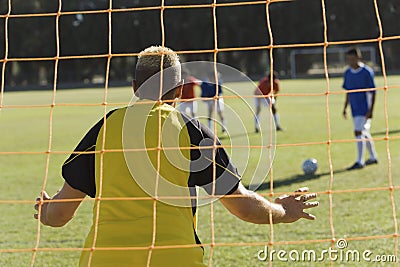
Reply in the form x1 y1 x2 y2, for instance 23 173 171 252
0 0 399 90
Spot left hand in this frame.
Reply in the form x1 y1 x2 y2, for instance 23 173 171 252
342 109 348 119
34 191 51 225
365 109 373 119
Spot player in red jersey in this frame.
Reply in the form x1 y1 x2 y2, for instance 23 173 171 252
254 71 282 132
178 70 200 118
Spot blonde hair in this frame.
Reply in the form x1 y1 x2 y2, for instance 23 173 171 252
137 46 180 72
135 46 182 100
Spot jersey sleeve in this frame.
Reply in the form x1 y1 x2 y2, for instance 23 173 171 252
258 78 266 91
181 114 241 196
62 110 115 197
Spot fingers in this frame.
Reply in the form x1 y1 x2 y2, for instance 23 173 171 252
277 191 317 202
301 211 316 220
301 195 319 220
303 201 319 209
276 190 318 204
275 188 319 223
41 191 51 200
300 193 318 211
300 193 317 202
34 191 50 220
34 196 44 211
294 187 309 199
35 191 50 205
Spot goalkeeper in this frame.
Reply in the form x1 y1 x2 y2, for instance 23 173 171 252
34 46 318 267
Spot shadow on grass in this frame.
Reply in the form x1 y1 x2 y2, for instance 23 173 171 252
253 168 348 191
371 129 400 136
218 130 277 140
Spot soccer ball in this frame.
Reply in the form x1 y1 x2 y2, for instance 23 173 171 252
302 158 318 175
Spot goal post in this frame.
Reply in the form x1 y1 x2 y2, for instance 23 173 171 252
289 46 378 78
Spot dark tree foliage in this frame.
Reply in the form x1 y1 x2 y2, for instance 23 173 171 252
0 0 398 89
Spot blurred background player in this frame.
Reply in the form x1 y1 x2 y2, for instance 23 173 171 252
200 71 226 133
254 71 282 133
342 47 378 170
177 69 200 118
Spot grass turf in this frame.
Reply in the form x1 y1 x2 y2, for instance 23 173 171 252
0 76 399 266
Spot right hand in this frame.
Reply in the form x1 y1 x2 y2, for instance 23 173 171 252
274 187 318 223
342 109 347 119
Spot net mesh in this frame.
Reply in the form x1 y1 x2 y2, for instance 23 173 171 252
0 0 399 266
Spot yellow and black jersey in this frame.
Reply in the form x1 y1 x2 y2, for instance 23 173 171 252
62 100 240 267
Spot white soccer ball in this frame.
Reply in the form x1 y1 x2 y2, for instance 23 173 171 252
302 158 318 175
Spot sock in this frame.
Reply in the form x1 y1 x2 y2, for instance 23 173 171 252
207 119 212 130
364 132 378 160
273 113 280 128
356 135 365 164
221 119 226 132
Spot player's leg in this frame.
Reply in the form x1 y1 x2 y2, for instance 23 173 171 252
363 119 378 165
270 98 282 131
355 129 365 164
272 105 281 131
347 116 366 170
254 98 262 133
204 100 214 130
217 98 226 133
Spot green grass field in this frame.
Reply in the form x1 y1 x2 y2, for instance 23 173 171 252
1 76 399 266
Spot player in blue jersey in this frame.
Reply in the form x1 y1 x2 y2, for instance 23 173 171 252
201 71 226 133
342 47 378 170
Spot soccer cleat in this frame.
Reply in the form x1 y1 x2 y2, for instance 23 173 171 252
365 158 378 165
255 128 259 133
276 126 283 131
347 162 365 171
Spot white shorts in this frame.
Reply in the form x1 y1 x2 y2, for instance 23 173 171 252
203 98 224 112
254 97 275 109
353 116 371 133
178 101 197 115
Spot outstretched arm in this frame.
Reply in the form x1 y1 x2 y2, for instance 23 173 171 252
34 182 86 227
219 183 318 224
